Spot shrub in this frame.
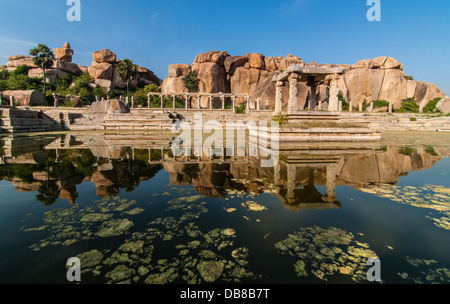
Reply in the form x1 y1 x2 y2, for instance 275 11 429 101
423 97 442 113
372 100 390 108
183 71 199 93
396 98 419 113
404 75 414 81
11 65 30 77
235 103 246 114
338 91 349 111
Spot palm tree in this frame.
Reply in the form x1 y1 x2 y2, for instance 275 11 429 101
29 44 55 95
117 59 137 99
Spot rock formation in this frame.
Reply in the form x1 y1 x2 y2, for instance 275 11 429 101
88 48 162 90
341 56 447 109
1 90 47 106
162 51 447 111
53 42 74 62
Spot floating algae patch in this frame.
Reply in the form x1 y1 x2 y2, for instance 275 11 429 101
241 201 267 212
397 256 450 284
358 184 450 230
96 219 134 238
23 196 141 251
274 226 378 282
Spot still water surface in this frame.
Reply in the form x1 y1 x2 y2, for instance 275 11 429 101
0 132 449 284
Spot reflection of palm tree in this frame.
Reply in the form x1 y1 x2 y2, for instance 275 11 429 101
36 181 60 206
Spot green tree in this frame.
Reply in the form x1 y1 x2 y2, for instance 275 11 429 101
183 71 199 93
29 44 55 95
117 59 138 98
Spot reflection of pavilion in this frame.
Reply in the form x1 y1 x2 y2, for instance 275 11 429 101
273 159 342 212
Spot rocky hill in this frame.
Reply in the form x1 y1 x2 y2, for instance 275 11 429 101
162 51 449 112
3 42 162 91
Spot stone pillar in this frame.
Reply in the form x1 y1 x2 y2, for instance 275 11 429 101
172 95 176 109
328 77 339 112
221 94 225 110
131 96 135 109
308 77 317 111
9 96 15 107
95 96 99 102
338 100 342 112
275 81 284 115
232 95 236 111
359 101 363 112
288 73 298 113
349 100 353 112
147 94 151 108
389 101 393 114
245 96 250 114
209 95 213 110
256 98 261 111
185 95 189 109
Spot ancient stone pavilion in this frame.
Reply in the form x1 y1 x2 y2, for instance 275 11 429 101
272 63 346 114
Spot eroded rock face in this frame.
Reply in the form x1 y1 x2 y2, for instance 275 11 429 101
88 62 113 80
437 97 450 114
343 57 446 109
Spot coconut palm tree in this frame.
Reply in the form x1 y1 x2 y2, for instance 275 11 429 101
117 58 137 99
29 44 55 95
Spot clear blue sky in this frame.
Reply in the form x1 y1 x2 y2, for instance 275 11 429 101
0 0 449 94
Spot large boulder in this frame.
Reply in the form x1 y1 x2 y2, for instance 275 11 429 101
92 49 117 63
344 57 446 109
161 77 188 94
53 42 74 62
137 66 162 85
52 60 83 75
436 97 450 114
6 56 37 68
278 54 304 71
194 51 229 65
1 90 47 106
247 53 266 70
194 62 230 94
87 99 130 122
88 62 113 80
229 67 268 96
168 64 191 78
224 56 248 75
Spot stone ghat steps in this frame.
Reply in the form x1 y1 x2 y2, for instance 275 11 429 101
0 107 63 133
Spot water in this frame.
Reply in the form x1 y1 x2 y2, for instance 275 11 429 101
0 132 449 284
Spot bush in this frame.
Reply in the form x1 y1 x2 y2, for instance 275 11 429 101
338 91 349 111
396 98 419 113
404 75 414 81
235 103 246 114
183 71 199 93
423 97 442 113
372 100 390 108
11 65 30 77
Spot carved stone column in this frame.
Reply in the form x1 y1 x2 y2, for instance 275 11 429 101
328 76 339 112
288 73 299 113
275 81 284 115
